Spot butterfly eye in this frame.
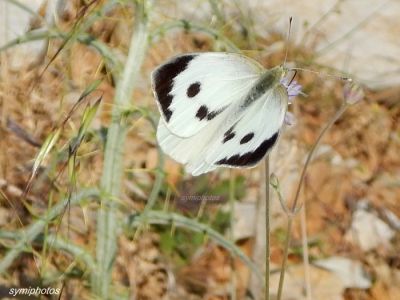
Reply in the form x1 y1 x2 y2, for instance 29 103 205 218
187 82 201 97
240 133 254 144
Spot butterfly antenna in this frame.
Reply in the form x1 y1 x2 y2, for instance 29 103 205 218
288 70 297 85
289 67 353 82
283 16 293 68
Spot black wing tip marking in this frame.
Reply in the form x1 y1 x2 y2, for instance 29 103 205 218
216 132 279 166
153 54 197 122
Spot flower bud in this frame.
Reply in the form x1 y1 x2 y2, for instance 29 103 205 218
344 82 364 105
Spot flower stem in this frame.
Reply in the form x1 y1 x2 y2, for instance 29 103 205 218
277 217 292 300
265 157 271 300
291 103 348 211
276 102 349 300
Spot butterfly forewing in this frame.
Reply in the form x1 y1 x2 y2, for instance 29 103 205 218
151 53 263 138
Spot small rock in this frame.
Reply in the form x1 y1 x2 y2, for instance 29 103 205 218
345 209 395 251
314 256 371 289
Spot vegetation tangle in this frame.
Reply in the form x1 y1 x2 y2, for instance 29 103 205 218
0 1 399 300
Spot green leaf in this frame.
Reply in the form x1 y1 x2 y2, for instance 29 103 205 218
32 128 61 177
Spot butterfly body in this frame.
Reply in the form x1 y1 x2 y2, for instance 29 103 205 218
242 66 284 105
151 52 289 176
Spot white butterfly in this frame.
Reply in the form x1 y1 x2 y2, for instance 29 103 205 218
151 52 298 176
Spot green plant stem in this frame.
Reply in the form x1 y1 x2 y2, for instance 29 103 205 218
276 102 349 300
142 150 165 214
0 232 96 271
250 156 270 299
93 1 152 298
0 188 98 274
133 147 164 238
0 30 121 78
265 157 270 300
126 210 263 281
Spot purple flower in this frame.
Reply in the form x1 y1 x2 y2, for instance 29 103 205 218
281 77 302 125
281 77 302 104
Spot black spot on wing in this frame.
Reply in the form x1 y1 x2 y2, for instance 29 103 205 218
223 132 235 143
240 133 254 144
222 126 235 143
207 106 226 120
153 55 197 122
196 105 208 120
196 106 227 121
224 126 235 136
187 82 201 98
216 132 279 166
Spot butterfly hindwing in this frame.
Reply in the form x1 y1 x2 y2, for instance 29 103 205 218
185 85 288 176
151 52 263 138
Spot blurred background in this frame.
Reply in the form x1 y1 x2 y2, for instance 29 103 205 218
0 0 399 299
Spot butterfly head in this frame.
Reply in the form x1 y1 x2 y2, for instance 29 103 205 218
277 65 289 81
264 65 288 89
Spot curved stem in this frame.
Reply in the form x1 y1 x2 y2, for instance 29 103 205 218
291 103 348 212
0 29 121 78
0 188 99 274
0 231 96 272
126 210 263 281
